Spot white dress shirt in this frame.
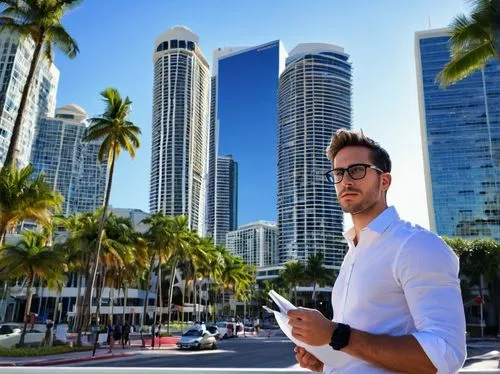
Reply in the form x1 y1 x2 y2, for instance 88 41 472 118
324 206 466 373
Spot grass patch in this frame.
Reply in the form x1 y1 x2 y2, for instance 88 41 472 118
0 345 92 357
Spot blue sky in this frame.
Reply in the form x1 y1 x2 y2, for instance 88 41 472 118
54 0 468 229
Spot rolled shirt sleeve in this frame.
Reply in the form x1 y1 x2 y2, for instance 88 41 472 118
396 231 466 373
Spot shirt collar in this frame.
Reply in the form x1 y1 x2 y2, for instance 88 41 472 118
343 206 400 242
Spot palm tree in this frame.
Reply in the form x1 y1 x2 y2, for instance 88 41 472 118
164 216 191 332
197 245 224 322
142 213 173 329
58 212 100 342
188 234 211 322
80 88 141 332
438 0 499 86
0 230 65 345
220 250 254 318
121 233 148 325
280 260 305 305
0 0 79 168
0 164 62 243
305 252 333 308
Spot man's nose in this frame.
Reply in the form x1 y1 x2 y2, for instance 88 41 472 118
341 171 354 187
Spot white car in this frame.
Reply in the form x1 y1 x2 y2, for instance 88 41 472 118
0 324 46 348
215 321 244 339
176 329 217 350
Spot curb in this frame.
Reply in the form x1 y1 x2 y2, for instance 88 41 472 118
3 352 134 367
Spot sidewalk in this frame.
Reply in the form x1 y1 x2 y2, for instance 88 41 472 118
0 336 180 367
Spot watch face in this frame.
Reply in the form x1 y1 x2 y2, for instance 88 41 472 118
330 323 350 350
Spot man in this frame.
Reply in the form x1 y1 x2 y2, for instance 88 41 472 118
288 130 466 373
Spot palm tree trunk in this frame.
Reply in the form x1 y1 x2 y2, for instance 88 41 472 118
74 273 82 331
199 281 203 321
313 282 317 309
152 272 160 349
167 261 178 334
110 287 114 323
82 150 115 332
0 221 8 245
37 279 44 316
193 275 197 322
91 266 107 357
122 286 128 325
53 288 62 327
3 39 44 168
205 282 209 322
158 261 163 327
97 266 107 320
76 268 89 346
19 273 35 346
294 285 297 306
142 256 155 326
222 289 225 320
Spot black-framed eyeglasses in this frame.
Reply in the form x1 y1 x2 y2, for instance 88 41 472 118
324 163 384 184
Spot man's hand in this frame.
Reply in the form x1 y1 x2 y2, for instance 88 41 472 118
288 307 336 346
295 346 324 372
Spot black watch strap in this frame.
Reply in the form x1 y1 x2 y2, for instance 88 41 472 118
329 323 351 351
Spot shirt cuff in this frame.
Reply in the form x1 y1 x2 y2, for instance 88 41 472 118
322 365 335 374
412 331 463 373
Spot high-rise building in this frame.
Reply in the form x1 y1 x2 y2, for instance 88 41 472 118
113 208 150 233
207 41 287 235
214 155 238 246
31 104 108 215
75 139 108 214
277 44 352 268
0 33 59 167
149 26 210 235
415 29 500 241
206 48 241 239
226 221 277 267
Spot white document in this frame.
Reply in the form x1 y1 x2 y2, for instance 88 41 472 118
266 290 353 369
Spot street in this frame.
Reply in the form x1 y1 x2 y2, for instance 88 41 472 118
69 336 299 369
63 336 500 372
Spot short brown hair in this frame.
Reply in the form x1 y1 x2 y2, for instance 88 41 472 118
326 129 391 172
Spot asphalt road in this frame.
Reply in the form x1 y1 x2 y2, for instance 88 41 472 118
60 336 500 372
69 336 298 369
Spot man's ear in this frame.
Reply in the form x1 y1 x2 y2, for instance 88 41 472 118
381 173 392 193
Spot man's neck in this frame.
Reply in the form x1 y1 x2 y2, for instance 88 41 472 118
351 202 388 245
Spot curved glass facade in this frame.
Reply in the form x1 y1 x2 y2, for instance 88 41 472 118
149 27 210 234
277 45 351 268
416 30 500 241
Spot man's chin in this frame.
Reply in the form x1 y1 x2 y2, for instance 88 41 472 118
341 203 364 214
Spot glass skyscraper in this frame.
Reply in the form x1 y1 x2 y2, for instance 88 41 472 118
206 41 287 237
277 44 351 268
416 29 500 241
31 104 108 215
214 155 238 246
149 26 210 235
0 32 59 167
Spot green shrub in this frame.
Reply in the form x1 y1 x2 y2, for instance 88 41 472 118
0 345 92 357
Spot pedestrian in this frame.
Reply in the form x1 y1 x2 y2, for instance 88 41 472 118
122 322 130 348
113 321 122 347
254 317 260 334
41 319 53 347
106 319 114 353
29 313 36 330
288 129 466 373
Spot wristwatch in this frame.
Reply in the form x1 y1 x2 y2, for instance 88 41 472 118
329 322 351 351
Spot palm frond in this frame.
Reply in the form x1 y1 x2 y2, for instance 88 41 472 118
449 14 490 55
438 42 495 86
46 24 78 58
